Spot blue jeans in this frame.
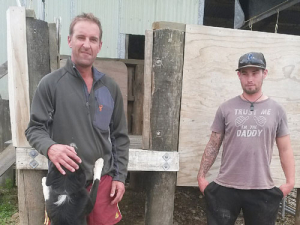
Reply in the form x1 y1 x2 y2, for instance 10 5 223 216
204 182 283 225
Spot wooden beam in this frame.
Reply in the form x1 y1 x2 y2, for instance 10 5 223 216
8 8 53 225
152 21 186 31
145 28 185 225
0 144 15 177
26 16 50 105
16 148 179 172
132 64 144 135
296 189 300 224
0 61 7 79
18 169 47 225
142 30 153 150
0 98 11 152
7 7 30 148
48 23 60 72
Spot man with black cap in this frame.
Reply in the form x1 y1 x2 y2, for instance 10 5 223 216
197 52 295 225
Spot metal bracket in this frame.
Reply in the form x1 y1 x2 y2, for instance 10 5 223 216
162 162 170 171
29 159 39 169
29 149 38 158
162 153 171 170
162 153 170 161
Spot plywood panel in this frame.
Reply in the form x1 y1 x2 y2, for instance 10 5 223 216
177 24 300 187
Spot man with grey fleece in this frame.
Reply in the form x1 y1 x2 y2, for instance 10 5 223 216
25 13 129 224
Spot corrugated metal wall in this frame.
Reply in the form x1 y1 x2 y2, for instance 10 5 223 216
0 0 16 65
0 0 41 64
44 0 120 57
120 0 199 34
0 0 200 99
1 0 200 62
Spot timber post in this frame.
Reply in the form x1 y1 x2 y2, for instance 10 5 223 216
145 23 185 225
296 189 300 224
7 7 58 225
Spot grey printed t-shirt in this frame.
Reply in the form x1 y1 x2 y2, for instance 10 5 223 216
211 96 289 189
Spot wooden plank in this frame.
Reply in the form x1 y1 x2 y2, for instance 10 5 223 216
0 98 11 152
13 13 51 225
48 23 60 72
7 7 30 148
177 24 300 187
26 16 50 105
0 61 7 79
0 144 15 176
132 64 144 135
16 148 179 171
296 189 300 224
129 135 142 149
129 149 179 171
60 58 128 117
145 28 185 225
18 169 47 225
142 30 153 150
152 21 186 31
127 66 135 101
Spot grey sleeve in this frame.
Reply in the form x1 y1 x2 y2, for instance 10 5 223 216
110 84 130 183
25 77 56 157
276 107 289 138
211 106 225 134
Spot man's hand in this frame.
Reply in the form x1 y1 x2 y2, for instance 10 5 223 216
198 177 209 194
48 144 82 175
110 181 125 205
279 182 294 197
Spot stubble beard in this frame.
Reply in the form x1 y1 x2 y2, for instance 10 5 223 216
243 87 259 95
242 79 263 95
73 55 94 69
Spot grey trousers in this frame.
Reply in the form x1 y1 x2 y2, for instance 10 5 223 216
204 182 283 225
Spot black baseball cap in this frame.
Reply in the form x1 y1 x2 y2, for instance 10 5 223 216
236 52 266 71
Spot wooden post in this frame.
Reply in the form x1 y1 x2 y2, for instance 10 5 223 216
131 64 144 135
145 24 185 225
142 29 153 150
7 7 30 148
0 97 11 152
7 7 57 225
296 189 300 224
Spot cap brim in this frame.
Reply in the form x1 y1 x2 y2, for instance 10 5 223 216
236 65 266 71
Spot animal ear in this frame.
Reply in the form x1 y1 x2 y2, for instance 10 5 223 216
46 162 59 186
77 166 87 186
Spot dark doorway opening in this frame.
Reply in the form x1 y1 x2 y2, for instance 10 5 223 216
127 34 145 60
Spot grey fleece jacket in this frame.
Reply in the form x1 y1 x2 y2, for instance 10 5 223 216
25 58 130 183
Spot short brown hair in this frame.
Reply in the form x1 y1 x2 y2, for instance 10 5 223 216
69 13 102 41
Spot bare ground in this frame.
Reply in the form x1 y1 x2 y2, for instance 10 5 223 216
5 184 296 225
118 185 295 225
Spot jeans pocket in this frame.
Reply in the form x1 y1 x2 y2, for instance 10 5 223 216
204 181 214 195
274 187 284 199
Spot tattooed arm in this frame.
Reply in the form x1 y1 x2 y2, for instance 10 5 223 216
197 131 224 194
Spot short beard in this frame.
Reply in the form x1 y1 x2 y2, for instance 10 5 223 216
243 88 259 95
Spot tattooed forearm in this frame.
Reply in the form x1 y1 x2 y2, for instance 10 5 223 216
197 132 224 179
